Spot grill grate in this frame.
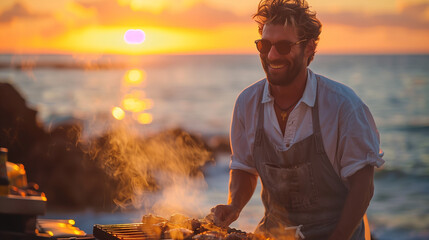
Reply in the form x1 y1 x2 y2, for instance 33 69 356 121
93 223 152 240
93 223 249 240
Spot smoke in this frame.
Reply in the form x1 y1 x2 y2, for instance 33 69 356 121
89 122 214 216
151 172 209 217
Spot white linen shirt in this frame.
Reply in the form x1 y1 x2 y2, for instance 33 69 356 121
229 69 385 181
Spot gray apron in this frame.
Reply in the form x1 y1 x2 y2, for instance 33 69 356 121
253 78 365 240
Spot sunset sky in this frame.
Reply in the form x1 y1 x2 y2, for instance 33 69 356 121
1 0 428 55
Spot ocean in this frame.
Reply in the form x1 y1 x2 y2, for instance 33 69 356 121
0 54 428 239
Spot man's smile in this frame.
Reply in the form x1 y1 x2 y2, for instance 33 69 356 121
268 63 287 69
268 63 288 69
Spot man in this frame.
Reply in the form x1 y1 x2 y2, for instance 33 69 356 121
210 0 384 239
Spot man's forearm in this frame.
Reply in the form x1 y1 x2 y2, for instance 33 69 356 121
211 169 257 227
329 165 374 240
228 169 258 211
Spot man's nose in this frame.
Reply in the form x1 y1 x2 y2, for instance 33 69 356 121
267 45 282 61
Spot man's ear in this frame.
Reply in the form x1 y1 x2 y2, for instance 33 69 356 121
305 39 316 57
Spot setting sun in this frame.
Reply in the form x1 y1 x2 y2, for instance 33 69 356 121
0 0 428 54
124 29 145 44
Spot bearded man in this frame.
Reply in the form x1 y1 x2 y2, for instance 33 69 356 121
210 0 384 239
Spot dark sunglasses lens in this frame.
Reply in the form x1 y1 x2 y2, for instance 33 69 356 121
256 40 271 53
275 41 292 54
256 40 293 54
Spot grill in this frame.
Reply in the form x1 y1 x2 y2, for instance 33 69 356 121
93 223 152 240
93 223 249 240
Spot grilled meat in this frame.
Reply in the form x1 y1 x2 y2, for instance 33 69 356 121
140 214 256 240
164 228 194 240
193 231 226 240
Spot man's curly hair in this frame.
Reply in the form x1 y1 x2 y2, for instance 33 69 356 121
253 0 322 64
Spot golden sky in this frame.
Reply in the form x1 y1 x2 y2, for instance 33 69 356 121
1 0 428 54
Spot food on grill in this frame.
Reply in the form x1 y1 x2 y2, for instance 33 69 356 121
141 214 166 239
138 213 258 240
168 213 202 232
193 231 225 240
164 228 194 239
224 232 249 240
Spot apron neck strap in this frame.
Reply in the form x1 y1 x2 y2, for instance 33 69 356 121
312 76 325 154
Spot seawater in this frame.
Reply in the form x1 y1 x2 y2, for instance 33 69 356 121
0 54 428 240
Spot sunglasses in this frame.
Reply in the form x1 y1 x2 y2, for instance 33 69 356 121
254 39 307 55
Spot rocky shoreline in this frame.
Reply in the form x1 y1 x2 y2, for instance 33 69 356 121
0 82 230 211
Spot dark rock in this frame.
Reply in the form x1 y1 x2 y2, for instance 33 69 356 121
0 82 47 164
0 82 116 210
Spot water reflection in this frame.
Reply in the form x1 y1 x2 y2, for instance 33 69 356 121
125 69 146 85
112 107 125 120
112 68 153 124
136 113 153 125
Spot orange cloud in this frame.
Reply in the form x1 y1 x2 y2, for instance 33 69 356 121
75 0 250 28
0 2 50 23
319 24 429 54
318 2 429 30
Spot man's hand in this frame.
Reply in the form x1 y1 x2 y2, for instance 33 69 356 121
209 169 258 228
210 204 241 228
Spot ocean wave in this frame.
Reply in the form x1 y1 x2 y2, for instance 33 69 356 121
375 168 429 181
380 124 429 132
378 117 429 132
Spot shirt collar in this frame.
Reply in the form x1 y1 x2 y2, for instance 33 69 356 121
261 69 317 108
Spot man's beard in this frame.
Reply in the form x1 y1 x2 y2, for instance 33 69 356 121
261 49 306 87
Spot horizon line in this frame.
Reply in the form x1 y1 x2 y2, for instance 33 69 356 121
1 52 429 56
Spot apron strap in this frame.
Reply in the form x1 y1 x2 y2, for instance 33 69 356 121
312 76 326 154
255 81 266 146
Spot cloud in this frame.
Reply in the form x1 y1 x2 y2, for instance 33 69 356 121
318 2 429 30
0 2 50 23
163 2 251 28
75 0 250 28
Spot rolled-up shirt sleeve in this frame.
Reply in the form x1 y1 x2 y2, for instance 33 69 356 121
338 102 385 179
229 97 259 176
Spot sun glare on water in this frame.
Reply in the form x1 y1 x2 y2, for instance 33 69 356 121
122 92 148 113
112 69 153 124
112 107 126 120
136 113 153 124
126 69 146 84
